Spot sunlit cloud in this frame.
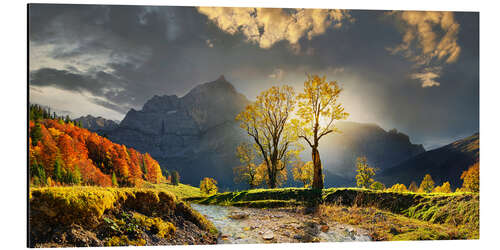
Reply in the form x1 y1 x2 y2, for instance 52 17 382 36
410 68 441 87
387 11 461 87
197 7 354 50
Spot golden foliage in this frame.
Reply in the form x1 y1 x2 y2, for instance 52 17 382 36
408 181 419 192
200 177 218 195
434 182 452 193
295 74 349 146
370 181 386 190
386 183 408 193
419 174 435 193
235 85 300 188
233 143 260 188
294 74 349 189
460 163 479 192
355 156 377 188
132 212 176 239
255 161 287 188
292 160 314 187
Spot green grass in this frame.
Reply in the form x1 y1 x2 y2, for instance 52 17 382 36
145 182 206 199
187 187 470 209
186 187 322 207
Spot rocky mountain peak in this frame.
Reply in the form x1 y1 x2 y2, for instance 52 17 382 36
118 76 250 136
74 115 118 132
185 75 238 98
142 94 180 112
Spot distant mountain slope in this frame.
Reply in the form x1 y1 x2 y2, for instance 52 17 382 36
74 115 118 133
380 133 479 189
320 122 425 187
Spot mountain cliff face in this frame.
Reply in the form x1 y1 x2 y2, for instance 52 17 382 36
74 115 118 133
319 122 425 187
380 133 479 189
107 76 251 188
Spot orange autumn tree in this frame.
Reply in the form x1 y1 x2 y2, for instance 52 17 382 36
460 163 479 192
29 114 165 187
295 75 349 189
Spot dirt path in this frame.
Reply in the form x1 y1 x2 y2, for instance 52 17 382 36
190 204 371 244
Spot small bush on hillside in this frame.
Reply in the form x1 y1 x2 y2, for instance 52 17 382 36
370 181 385 190
200 177 218 195
355 156 377 188
386 183 408 193
434 182 452 193
460 163 479 192
408 181 418 192
171 171 180 186
419 174 435 193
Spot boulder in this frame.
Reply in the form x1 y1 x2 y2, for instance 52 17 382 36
228 212 248 220
262 231 274 240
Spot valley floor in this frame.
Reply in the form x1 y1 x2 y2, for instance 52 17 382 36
188 187 479 241
28 186 479 247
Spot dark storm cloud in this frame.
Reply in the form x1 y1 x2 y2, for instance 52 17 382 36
87 97 131 114
28 4 479 148
30 68 105 94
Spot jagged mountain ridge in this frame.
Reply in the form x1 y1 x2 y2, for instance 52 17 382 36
380 133 479 189
74 115 119 132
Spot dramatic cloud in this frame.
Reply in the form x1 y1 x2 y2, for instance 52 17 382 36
29 68 133 113
197 7 354 50
29 86 126 120
410 68 441 87
28 5 478 149
387 11 461 87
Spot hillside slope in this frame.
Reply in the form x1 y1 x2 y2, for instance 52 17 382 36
29 115 165 187
381 133 479 188
29 187 217 247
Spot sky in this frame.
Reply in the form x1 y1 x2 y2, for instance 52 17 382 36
28 4 479 149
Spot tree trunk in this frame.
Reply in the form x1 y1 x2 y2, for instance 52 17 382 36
267 158 278 189
311 147 323 190
269 169 277 188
